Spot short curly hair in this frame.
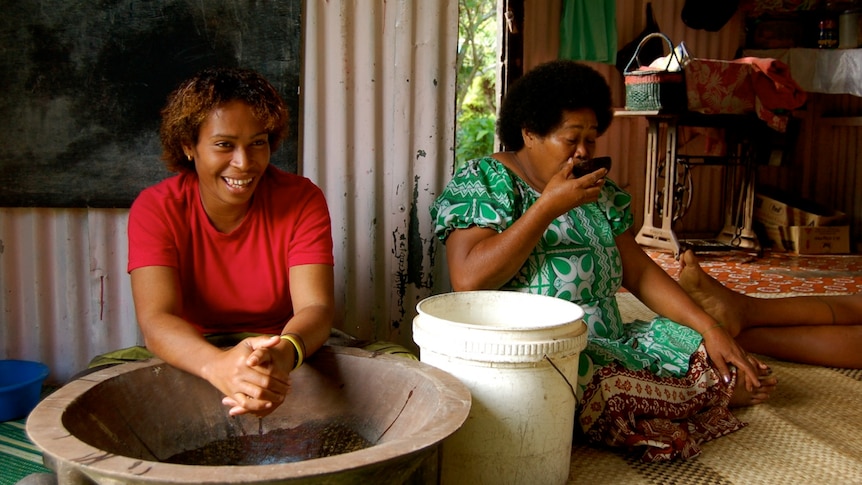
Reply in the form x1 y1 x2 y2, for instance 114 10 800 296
497 60 613 151
159 67 289 173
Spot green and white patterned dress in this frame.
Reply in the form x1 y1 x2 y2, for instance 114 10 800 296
431 157 742 461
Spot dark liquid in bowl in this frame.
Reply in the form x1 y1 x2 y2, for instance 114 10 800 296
164 420 373 466
571 156 612 178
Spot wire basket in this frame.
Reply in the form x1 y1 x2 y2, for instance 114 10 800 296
623 33 687 112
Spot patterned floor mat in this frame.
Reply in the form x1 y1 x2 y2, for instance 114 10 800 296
647 249 862 295
569 293 862 484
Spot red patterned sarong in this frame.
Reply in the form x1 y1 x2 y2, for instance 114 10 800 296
578 345 745 461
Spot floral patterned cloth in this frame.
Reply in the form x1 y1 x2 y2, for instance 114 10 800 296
431 157 744 461
684 57 807 132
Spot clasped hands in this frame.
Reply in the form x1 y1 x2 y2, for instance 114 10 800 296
212 335 295 417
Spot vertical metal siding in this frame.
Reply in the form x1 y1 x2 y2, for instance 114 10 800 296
301 0 458 346
1 0 458 383
814 118 862 248
760 92 862 250
7 0 858 385
0 208 140 384
526 0 744 69
807 96 862 241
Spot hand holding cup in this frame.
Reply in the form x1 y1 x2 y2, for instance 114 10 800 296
571 156 612 178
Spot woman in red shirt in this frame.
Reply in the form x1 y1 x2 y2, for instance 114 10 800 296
128 67 334 417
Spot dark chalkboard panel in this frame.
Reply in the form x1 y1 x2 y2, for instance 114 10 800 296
0 0 301 207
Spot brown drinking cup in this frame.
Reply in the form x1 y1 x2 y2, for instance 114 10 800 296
571 156 612 178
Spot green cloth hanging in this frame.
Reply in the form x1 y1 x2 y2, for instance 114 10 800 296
559 0 617 64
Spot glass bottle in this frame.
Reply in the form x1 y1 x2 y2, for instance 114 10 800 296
819 18 839 48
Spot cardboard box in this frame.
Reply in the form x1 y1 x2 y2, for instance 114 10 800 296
760 223 850 254
754 191 847 227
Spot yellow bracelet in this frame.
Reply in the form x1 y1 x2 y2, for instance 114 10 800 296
279 333 305 370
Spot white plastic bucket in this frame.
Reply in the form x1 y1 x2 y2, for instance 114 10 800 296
413 291 587 485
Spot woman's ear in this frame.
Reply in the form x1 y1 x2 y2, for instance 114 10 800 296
521 128 534 148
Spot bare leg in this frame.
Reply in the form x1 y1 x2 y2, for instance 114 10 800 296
676 250 753 337
678 250 862 368
678 250 862 332
737 325 862 368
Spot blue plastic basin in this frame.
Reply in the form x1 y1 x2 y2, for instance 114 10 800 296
0 360 50 422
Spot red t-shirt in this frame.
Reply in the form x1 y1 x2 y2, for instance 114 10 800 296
128 165 334 335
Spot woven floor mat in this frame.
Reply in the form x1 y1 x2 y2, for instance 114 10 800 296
568 293 862 484
0 419 51 485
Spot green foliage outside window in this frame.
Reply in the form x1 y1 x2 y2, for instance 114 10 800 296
456 0 497 169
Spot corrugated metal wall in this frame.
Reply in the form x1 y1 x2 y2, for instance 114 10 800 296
808 95 862 248
0 0 458 384
759 93 862 248
3 0 858 385
302 0 458 343
0 208 139 383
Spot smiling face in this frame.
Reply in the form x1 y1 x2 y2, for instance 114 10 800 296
523 108 598 187
184 100 271 222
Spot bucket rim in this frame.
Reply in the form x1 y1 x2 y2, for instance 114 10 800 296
415 290 585 332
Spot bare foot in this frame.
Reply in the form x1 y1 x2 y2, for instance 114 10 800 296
678 250 749 337
730 370 778 408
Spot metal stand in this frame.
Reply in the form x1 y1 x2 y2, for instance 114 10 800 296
616 111 762 258
715 153 760 251
634 114 680 255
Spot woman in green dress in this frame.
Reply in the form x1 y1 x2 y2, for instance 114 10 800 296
430 60 775 461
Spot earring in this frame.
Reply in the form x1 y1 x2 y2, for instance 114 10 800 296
187 154 193 161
